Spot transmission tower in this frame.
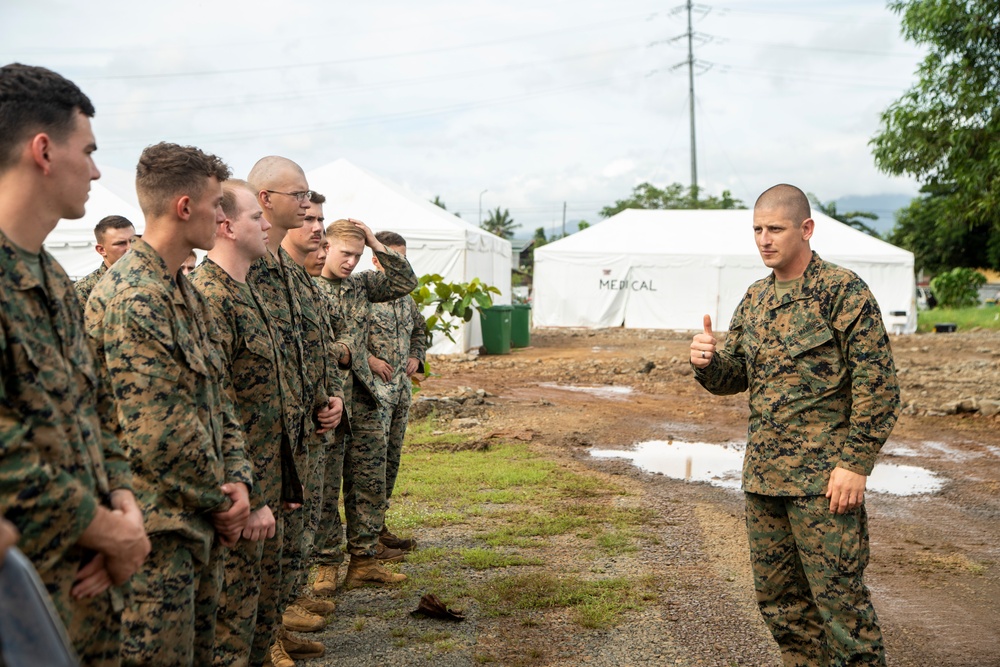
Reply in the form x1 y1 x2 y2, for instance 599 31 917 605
669 2 710 200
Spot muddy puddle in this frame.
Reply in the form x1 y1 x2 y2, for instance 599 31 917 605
591 441 946 496
538 383 633 399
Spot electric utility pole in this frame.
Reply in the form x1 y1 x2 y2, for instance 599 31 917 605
685 0 697 200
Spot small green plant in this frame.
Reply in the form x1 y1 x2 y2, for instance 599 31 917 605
412 274 502 343
930 267 986 309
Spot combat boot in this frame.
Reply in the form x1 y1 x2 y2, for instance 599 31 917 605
294 594 335 616
379 525 416 551
282 602 326 632
344 554 407 589
279 627 325 660
374 542 406 563
265 638 295 667
313 564 339 596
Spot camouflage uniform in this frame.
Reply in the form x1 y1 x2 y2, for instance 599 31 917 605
367 295 427 504
245 247 313 664
0 231 131 666
86 239 254 667
74 261 107 305
313 248 417 559
282 258 344 598
190 258 289 667
695 252 899 667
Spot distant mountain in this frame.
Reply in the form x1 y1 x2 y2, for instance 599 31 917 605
833 193 916 236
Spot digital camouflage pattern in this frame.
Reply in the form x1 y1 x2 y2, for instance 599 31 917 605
120 535 223 666
368 295 427 501
313 247 417 557
746 493 885 666
694 253 897 667
85 238 253 663
0 230 131 666
74 261 107 305
694 253 900 496
189 258 288 666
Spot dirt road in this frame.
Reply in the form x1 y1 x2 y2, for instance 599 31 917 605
420 327 1000 666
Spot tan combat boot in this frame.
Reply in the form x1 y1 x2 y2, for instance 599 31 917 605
294 594 335 616
265 637 295 667
343 554 407 589
313 564 339 597
374 542 406 563
379 525 416 552
279 627 325 660
282 602 326 633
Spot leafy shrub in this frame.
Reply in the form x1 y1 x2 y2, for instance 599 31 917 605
929 268 986 309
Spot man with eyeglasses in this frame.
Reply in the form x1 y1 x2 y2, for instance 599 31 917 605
246 157 343 667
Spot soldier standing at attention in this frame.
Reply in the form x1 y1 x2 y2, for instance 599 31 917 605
75 214 135 303
366 231 427 550
86 142 254 667
188 179 286 666
312 219 417 593
246 156 342 667
691 184 899 667
0 62 150 666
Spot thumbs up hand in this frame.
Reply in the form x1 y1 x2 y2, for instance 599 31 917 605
690 314 716 368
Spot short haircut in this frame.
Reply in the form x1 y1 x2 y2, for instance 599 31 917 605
221 178 255 220
135 142 231 218
310 191 326 205
375 230 406 248
246 155 304 192
0 63 95 173
326 219 365 243
94 215 134 243
754 184 811 226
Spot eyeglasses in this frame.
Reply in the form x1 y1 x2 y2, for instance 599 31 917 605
265 189 314 202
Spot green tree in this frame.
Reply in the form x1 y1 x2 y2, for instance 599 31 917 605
481 206 518 239
887 194 995 273
930 267 987 308
871 0 1000 269
807 193 881 237
599 182 745 218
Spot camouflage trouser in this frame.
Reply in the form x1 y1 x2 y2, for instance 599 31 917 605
249 514 284 667
313 429 346 567
121 534 223 667
383 388 411 503
341 388 388 556
213 531 268 666
280 433 325 604
41 547 122 667
745 493 886 667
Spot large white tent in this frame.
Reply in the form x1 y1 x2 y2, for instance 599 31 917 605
307 159 512 354
533 209 916 334
43 182 144 280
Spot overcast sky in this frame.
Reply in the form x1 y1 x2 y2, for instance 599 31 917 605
1 0 925 237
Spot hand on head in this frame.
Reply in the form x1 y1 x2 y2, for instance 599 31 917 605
690 314 716 368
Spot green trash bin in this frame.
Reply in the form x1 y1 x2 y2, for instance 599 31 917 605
511 303 531 348
479 305 513 355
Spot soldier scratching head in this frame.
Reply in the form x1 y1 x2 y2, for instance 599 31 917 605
322 219 366 280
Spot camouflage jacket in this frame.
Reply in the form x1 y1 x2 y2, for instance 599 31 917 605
694 253 900 496
0 231 131 577
247 248 325 453
73 261 106 305
190 259 287 511
86 239 253 562
368 295 427 406
314 248 418 408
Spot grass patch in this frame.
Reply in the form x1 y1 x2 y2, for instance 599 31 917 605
917 305 1000 332
472 573 657 629
914 553 988 575
403 412 472 448
459 548 544 570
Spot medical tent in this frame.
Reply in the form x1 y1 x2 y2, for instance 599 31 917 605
307 159 512 354
533 208 916 334
43 182 144 280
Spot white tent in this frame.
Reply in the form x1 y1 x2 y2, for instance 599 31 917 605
533 209 917 334
43 182 144 280
307 159 512 354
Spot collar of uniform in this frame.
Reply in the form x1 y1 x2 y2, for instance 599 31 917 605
0 229 43 292
127 238 186 305
198 257 253 307
761 251 823 311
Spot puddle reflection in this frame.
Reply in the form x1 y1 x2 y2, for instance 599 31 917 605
590 441 946 496
539 383 633 399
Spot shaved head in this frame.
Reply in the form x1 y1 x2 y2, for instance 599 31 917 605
754 184 811 227
247 155 305 191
